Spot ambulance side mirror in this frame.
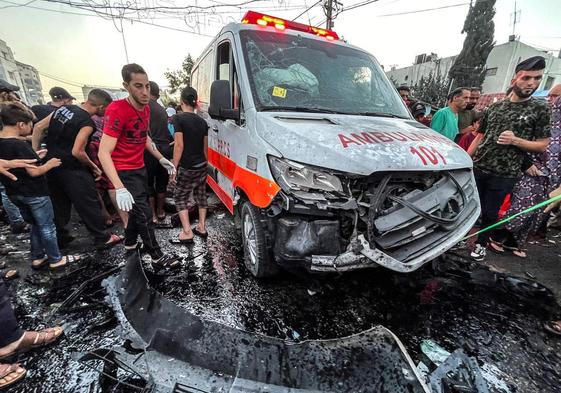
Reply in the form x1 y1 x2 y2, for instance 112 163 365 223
209 80 239 121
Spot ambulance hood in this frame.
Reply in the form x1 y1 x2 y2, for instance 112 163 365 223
255 113 472 176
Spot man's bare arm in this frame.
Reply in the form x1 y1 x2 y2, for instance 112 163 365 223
31 113 53 151
497 131 550 153
145 136 164 161
99 134 124 189
72 126 100 174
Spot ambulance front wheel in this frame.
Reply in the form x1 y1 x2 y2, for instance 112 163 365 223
241 201 278 278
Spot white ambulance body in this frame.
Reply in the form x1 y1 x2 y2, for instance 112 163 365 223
191 12 480 277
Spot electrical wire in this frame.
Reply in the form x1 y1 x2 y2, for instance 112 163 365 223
377 2 470 17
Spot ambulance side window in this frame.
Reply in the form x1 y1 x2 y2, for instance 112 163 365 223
216 41 242 113
195 50 213 105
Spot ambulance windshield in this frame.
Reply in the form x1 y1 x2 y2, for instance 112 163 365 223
240 30 410 118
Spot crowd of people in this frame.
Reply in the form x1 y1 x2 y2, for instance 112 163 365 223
1 54 561 387
400 56 561 264
0 63 209 387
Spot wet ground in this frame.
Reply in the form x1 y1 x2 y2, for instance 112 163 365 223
2 201 561 392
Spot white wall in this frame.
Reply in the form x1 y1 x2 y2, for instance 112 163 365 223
387 40 561 95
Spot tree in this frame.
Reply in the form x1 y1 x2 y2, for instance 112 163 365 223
164 54 195 94
448 0 496 89
413 70 451 108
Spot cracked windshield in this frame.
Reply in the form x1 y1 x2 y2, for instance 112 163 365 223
241 30 410 117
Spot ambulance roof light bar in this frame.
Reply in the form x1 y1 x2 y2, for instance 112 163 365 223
241 11 339 41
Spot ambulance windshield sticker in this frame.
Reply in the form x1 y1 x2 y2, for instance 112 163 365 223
272 86 287 98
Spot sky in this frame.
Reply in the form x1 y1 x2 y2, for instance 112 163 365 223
1 0 560 101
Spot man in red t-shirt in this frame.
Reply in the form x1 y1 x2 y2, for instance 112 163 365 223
99 63 179 269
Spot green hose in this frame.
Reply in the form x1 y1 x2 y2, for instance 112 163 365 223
462 192 561 241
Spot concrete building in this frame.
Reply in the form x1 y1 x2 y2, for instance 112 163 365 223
16 61 43 105
0 39 43 105
82 85 127 100
386 39 561 94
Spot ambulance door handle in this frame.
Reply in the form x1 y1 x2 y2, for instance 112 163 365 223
211 125 219 132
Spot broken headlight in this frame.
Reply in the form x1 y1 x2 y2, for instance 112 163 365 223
268 156 344 195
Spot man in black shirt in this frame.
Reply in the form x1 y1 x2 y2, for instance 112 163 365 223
31 86 75 122
145 81 173 222
32 89 122 249
170 87 209 244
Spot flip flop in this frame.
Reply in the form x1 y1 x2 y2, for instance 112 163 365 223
96 234 124 250
193 228 208 239
544 321 561 336
488 239 505 253
49 255 82 271
151 254 181 271
0 363 26 388
169 238 194 245
2 269 19 281
0 327 64 360
31 257 48 270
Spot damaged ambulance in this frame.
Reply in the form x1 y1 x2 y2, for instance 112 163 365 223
191 11 480 277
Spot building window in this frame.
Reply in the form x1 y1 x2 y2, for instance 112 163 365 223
544 76 555 91
486 67 498 76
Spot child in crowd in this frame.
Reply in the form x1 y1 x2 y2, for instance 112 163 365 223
0 102 80 270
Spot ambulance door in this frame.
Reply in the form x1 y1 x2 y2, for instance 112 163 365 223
207 35 245 214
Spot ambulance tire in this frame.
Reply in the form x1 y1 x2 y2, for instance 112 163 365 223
241 202 278 278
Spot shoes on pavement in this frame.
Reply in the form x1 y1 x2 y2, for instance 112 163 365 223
470 243 486 261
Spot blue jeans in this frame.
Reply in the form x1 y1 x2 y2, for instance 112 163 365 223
10 195 62 263
0 184 24 226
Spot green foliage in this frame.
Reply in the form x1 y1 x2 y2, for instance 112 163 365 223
448 0 496 89
413 70 451 108
164 54 195 94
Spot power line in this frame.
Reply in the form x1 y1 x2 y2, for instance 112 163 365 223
292 0 321 22
0 0 216 36
378 2 470 17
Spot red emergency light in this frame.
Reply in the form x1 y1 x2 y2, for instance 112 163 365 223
241 11 339 41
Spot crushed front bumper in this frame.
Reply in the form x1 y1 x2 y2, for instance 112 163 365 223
274 169 480 273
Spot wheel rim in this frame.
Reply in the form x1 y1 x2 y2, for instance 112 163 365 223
243 212 258 267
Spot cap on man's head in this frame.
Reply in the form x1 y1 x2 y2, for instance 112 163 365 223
515 56 546 74
49 86 75 101
397 85 410 92
0 79 20 92
149 81 160 98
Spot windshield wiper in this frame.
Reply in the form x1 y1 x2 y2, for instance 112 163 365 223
260 106 349 114
356 112 407 119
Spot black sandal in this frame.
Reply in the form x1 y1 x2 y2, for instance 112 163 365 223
193 228 208 239
151 254 181 271
168 238 193 245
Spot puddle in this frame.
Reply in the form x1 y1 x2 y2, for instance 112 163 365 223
2 210 561 392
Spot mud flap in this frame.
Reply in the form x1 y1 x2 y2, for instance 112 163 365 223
104 252 430 392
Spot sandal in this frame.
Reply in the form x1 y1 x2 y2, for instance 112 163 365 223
169 238 193 245
0 363 26 388
151 254 181 271
49 255 82 271
0 326 64 360
488 239 505 253
544 321 561 336
96 234 124 250
31 257 48 270
193 228 208 239
2 269 19 281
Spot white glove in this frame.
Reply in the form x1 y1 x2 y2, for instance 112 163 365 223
116 188 135 212
159 157 176 175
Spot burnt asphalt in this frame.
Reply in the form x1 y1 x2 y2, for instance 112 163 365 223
1 201 561 392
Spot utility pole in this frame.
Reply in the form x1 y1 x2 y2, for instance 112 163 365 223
510 0 520 37
325 0 333 29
